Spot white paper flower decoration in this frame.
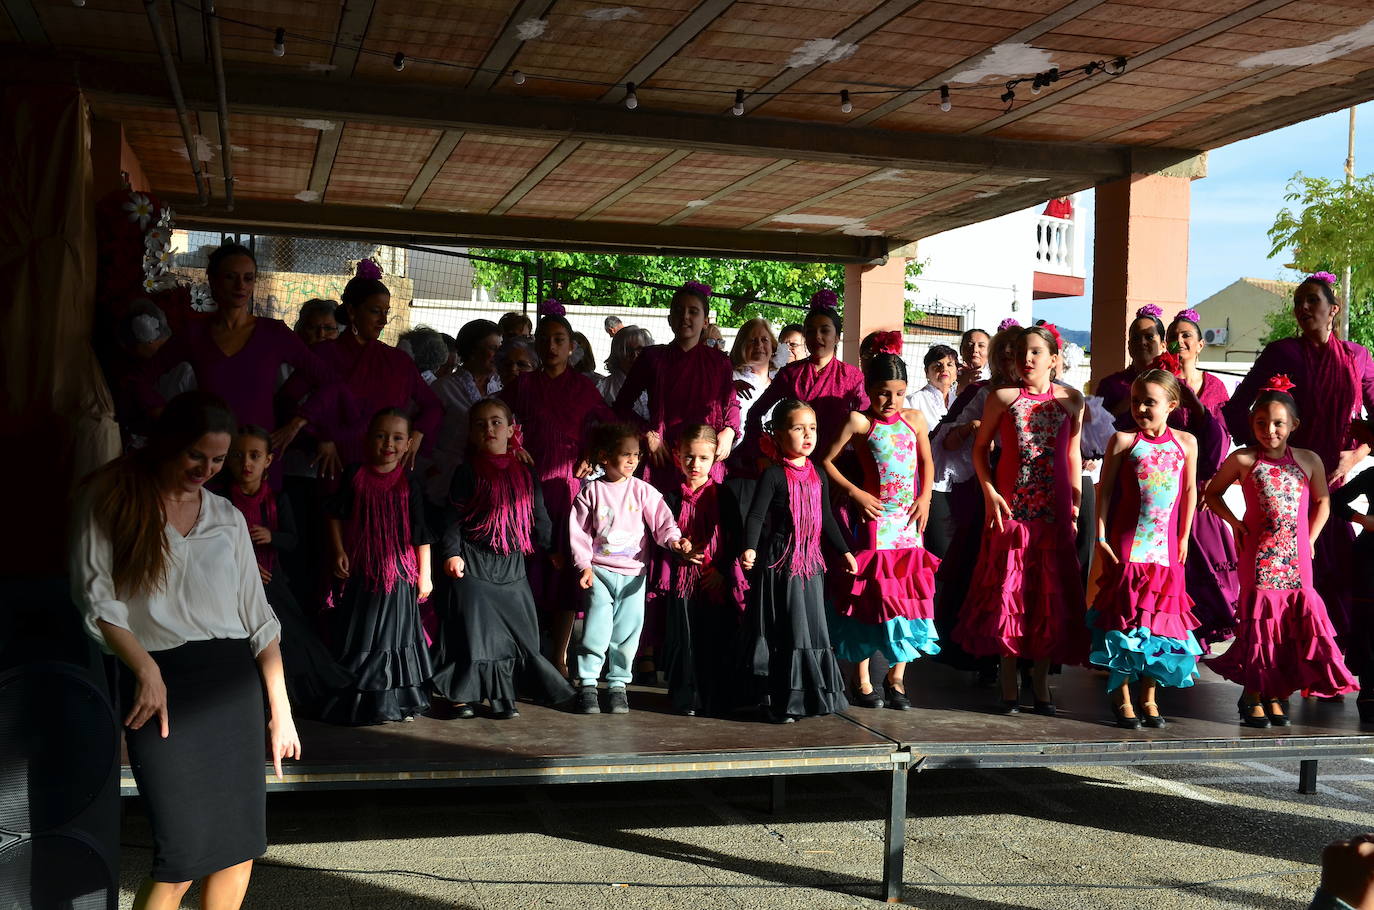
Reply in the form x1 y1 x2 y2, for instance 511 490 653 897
190 283 217 312
145 228 165 249
142 275 158 293
125 192 153 230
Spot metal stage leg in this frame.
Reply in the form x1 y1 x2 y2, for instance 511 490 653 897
883 762 908 903
769 776 786 814
1299 759 1319 795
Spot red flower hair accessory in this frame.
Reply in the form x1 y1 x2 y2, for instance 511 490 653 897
1038 322 1063 350
1310 271 1338 287
1261 374 1296 394
355 257 384 281
1149 352 1184 378
873 330 902 355
809 289 839 313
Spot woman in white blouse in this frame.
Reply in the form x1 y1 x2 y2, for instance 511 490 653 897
426 318 503 505
729 317 777 427
72 391 299 910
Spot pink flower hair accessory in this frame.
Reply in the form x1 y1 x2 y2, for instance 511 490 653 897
680 280 713 300
355 257 384 281
873 330 902 355
1135 304 1163 320
1261 374 1296 395
809 289 839 312
1174 308 1200 324
997 318 1021 332
1038 322 1064 350
1310 271 1339 287
537 298 565 318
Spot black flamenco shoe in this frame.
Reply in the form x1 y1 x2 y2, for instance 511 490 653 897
1140 702 1167 729
1032 700 1057 718
999 699 1021 716
851 686 884 709
1358 700 1374 725
1238 697 1270 728
491 706 520 720
883 682 911 711
454 703 476 719
1264 698 1292 727
1112 704 1142 730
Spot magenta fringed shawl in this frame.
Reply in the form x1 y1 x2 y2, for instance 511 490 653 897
229 482 277 572
349 465 418 593
676 480 721 596
779 459 824 577
463 452 535 555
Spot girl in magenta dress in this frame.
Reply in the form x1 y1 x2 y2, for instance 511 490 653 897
1222 274 1374 654
1206 375 1356 728
1166 309 1239 651
1089 369 1202 730
1095 305 1168 430
613 281 740 491
822 351 940 711
954 326 1088 715
500 303 616 676
740 291 868 477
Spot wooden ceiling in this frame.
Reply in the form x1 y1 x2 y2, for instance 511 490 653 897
7 0 1374 261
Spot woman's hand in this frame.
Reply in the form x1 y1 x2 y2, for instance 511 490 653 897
270 417 307 454
333 552 350 580
715 437 733 463
850 488 883 521
740 549 756 571
403 432 425 471
1095 538 1119 566
574 459 594 479
1330 448 1364 486
258 565 272 584
314 440 342 481
126 664 170 738
249 524 272 545
514 447 534 467
986 491 1012 532
645 431 669 467
446 555 465 579
733 379 755 400
267 711 302 780
908 495 931 533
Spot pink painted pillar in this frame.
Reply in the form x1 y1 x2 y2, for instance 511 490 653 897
842 257 907 364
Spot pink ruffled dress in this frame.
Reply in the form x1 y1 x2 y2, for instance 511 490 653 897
1088 429 1202 690
954 388 1088 664
1207 450 1356 697
833 412 941 663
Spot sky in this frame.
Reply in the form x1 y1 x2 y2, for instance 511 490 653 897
1032 101 1374 331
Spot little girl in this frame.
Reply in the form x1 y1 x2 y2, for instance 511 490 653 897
319 408 434 725
430 399 576 719
225 426 353 719
661 425 747 716
569 423 689 715
954 326 1088 715
822 352 941 710
742 400 857 723
1089 370 1203 729
1204 376 1356 727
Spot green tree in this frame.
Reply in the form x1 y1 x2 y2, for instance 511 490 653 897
1266 171 1374 348
469 250 924 329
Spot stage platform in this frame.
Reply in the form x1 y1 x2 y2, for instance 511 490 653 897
118 664 1374 903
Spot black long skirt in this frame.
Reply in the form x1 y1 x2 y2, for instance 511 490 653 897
318 577 432 725
663 591 744 716
745 561 848 719
119 639 265 882
430 569 574 713
264 573 354 719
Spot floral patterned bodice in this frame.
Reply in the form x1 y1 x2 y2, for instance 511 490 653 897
1124 432 1185 566
1245 453 1306 591
1007 390 1068 523
866 414 922 550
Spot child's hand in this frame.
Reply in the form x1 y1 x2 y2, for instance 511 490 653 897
842 552 858 575
514 447 535 467
446 556 465 579
907 496 930 533
549 552 566 571
1177 540 1189 565
1095 538 1119 566
333 552 350 579
986 491 1012 532
258 565 272 584
850 489 883 521
671 538 692 556
740 549 756 571
1228 518 1247 547
418 573 433 603
574 459 594 479
578 567 595 590
249 524 272 545
314 440 342 481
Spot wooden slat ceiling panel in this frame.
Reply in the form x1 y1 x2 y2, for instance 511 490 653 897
215 1 338 70
415 134 562 211
507 154 677 217
325 123 440 206
225 114 316 197
35 0 150 53
352 0 508 84
593 203 691 223
93 102 201 197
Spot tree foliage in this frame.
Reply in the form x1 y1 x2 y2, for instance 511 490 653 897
468 249 923 329
1266 171 1374 348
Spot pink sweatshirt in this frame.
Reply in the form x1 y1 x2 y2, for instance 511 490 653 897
569 476 682 576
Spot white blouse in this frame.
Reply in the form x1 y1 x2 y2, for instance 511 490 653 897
71 487 281 656
426 369 502 503
908 381 955 431
930 385 991 493
734 366 772 429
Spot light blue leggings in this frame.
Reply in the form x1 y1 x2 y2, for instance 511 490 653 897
575 566 646 688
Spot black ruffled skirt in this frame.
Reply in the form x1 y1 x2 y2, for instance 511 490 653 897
264 573 353 719
319 577 432 725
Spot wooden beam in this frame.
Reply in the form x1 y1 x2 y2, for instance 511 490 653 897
850 0 1109 127
466 0 557 93
1081 66 1294 143
968 0 1296 136
887 177 1090 242
163 196 890 264
575 149 691 221
169 0 203 63
328 0 375 79
1 0 47 44
488 138 580 215
73 60 1175 179
823 175 984 234
743 168 889 230
595 0 735 103
401 129 463 209
306 122 345 202
659 159 796 226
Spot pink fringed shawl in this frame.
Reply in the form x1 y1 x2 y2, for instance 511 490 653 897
463 452 535 555
349 464 418 593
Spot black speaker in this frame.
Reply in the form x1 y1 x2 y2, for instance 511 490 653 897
0 578 119 910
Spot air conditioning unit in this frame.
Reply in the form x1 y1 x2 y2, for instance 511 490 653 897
1203 327 1228 345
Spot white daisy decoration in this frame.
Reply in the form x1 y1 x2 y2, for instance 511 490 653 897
144 228 165 249
142 275 158 293
124 193 153 229
190 283 217 312
158 207 175 228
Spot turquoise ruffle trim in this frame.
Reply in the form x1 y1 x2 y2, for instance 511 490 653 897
829 612 941 664
1086 608 1203 690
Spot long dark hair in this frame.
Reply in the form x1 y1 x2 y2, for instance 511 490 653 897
86 392 237 597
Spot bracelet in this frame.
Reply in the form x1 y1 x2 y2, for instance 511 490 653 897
1096 536 1108 543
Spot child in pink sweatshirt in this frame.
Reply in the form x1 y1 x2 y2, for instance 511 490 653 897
570 423 690 714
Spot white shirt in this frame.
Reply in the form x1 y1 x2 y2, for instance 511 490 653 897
734 366 773 429
426 369 503 503
908 382 955 431
930 385 991 492
71 487 281 656
598 370 650 421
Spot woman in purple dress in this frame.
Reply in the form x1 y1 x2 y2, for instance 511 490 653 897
1222 273 1374 674
1095 305 1168 429
135 244 343 488
1166 308 1239 652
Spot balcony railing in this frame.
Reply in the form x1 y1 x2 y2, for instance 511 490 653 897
1035 214 1076 275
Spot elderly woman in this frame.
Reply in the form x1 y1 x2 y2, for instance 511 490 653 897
598 324 653 420
293 298 340 346
729 317 776 428
398 325 451 385
1223 273 1374 680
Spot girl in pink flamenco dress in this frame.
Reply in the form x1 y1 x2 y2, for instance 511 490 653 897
954 325 1088 716
1205 375 1356 728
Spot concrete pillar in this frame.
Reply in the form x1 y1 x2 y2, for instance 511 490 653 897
842 257 907 364
1089 159 1203 386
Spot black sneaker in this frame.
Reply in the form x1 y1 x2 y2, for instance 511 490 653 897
575 686 601 714
607 687 630 714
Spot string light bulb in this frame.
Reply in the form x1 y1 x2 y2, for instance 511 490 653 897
272 27 285 57
732 89 745 116
1108 56 1127 75
72 0 85 6
939 84 951 112
624 82 638 110
392 52 406 72
1030 74 1042 95
839 90 852 114
512 69 526 85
